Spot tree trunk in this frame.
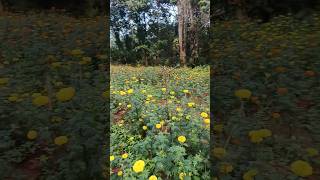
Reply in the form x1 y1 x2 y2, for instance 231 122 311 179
189 3 199 66
177 0 187 67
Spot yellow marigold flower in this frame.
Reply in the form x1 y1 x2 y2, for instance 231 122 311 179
250 135 263 143
170 91 175 95
0 77 9 85
235 89 252 99
127 89 134 94
127 104 132 108
176 107 182 112
143 126 148 130
213 124 223 133
118 103 122 106
258 129 272 137
56 87 75 102
132 160 145 173
147 94 153 98
122 153 128 159
178 136 186 143
243 169 258 180
290 160 313 177
219 163 233 174
249 129 272 143
110 155 115 161
179 172 186 180
149 175 157 180
119 91 126 96
306 148 318 157
156 124 161 129
187 102 195 107
161 88 166 92
200 112 209 118
183 89 189 93
204 118 210 124
32 96 49 106
27 130 38 140
54 136 68 146
213 147 226 159
141 90 146 93
117 170 123 176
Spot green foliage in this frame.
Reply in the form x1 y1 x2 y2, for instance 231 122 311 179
210 14 320 179
110 66 210 179
0 13 108 179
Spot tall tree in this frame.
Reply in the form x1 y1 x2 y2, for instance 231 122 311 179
177 0 209 66
177 0 188 66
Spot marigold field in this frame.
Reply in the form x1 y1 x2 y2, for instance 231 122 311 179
2 10 320 180
110 65 210 179
0 13 108 179
211 14 320 179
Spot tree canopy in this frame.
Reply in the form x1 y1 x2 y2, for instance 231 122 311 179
110 0 210 66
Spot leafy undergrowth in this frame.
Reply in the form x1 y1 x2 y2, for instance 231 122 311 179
110 65 210 179
211 14 320 179
0 13 108 179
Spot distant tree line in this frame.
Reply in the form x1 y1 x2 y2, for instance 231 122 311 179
110 0 210 67
212 0 320 22
0 0 107 16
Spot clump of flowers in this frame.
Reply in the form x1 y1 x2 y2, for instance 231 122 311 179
132 160 145 173
248 129 272 143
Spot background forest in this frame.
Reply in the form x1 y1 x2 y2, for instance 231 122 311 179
110 0 210 66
